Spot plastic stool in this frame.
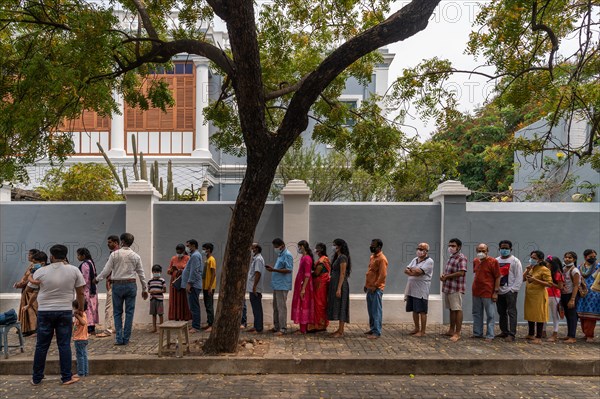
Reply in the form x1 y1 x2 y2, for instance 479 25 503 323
0 322 25 359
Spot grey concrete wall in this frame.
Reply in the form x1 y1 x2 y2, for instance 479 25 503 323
0 203 126 293
153 202 283 290
310 203 442 294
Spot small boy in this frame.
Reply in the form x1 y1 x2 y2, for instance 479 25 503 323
148 264 167 333
73 299 89 377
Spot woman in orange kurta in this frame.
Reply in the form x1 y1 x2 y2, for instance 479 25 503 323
167 244 192 321
309 243 331 332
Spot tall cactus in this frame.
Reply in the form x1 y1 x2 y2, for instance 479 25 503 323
140 152 148 181
166 160 174 201
159 177 164 195
131 134 139 180
122 167 129 188
174 187 178 201
96 142 124 192
153 160 160 189
149 162 155 188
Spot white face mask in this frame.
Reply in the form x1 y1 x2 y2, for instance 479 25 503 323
564 262 574 267
177 253 184 258
448 247 457 256
332 246 337 253
297 248 303 254
476 252 486 260
416 250 426 258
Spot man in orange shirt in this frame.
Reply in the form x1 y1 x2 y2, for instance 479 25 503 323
472 243 501 340
364 239 388 339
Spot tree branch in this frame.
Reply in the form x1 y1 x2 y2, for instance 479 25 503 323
276 0 441 151
264 75 309 101
129 0 159 40
531 0 559 78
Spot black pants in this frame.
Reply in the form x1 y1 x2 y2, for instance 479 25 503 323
203 289 215 326
560 293 579 338
528 321 544 338
497 291 518 337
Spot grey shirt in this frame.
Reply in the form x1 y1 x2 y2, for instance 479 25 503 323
405 257 434 300
247 253 265 293
28 262 85 311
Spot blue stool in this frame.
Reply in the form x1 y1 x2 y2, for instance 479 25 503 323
0 322 25 359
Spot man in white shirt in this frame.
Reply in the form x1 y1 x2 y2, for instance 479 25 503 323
30 244 85 386
404 242 435 337
495 239 523 342
95 233 148 345
244 243 266 333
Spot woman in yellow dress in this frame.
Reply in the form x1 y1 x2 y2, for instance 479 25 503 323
523 250 553 344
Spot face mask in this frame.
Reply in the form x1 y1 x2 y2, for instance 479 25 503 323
476 252 486 260
369 246 377 254
528 258 537 266
177 253 184 258
416 250 426 258
152 273 161 278
274 248 282 255
332 246 337 253
32 263 42 270
297 248 303 254
202 250 207 256
185 247 191 254
564 262 574 267
447 247 457 256
499 249 511 257
587 257 597 264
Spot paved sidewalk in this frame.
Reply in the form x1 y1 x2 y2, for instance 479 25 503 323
1 375 599 398
1 323 599 376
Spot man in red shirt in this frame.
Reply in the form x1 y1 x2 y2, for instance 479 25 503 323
472 243 501 340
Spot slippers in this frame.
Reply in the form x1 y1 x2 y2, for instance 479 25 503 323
62 377 80 385
96 332 111 338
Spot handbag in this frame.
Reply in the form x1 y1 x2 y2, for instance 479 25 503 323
172 275 183 290
556 298 565 320
592 270 600 293
571 269 588 298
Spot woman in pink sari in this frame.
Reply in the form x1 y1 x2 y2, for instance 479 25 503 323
291 240 315 334
76 247 99 334
309 242 330 332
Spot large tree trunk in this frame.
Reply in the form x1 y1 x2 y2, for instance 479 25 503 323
203 153 280 353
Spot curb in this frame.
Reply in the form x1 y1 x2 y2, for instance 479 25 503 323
2 357 599 376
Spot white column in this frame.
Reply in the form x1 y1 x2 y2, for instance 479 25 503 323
192 58 211 158
0 183 11 202
108 89 126 157
124 180 162 323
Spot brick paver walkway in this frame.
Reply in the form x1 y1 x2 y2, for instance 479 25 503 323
0 374 598 398
3 323 599 361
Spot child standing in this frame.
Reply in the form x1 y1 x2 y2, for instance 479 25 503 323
149 264 167 333
73 300 89 377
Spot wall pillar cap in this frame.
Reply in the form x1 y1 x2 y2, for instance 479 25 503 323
429 180 471 202
281 180 312 196
0 182 11 202
124 180 162 199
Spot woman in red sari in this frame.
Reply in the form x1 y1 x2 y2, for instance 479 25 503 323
167 244 192 321
309 242 331 333
291 240 315 334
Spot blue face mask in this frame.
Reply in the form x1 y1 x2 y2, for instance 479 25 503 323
528 258 537 266
499 249 511 257
274 248 282 256
152 273 161 278
32 263 42 271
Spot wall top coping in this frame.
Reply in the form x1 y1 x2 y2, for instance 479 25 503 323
466 202 600 212
0 201 126 205
124 180 162 199
429 180 472 201
281 179 312 196
310 201 438 206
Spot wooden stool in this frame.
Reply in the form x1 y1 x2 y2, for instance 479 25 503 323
0 322 25 359
158 321 190 357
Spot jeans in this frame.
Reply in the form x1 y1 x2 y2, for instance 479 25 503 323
249 292 263 332
242 299 247 327
203 289 215 326
112 282 137 344
366 289 383 336
472 296 496 339
74 340 89 376
32 310 73 384
561 293 579 338
187 287 202 330
496 291 518 337
272 290 288 332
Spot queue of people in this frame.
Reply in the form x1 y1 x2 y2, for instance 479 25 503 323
12 234 599 386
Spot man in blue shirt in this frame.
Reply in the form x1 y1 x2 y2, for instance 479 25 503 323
181 239 203 333
265 238 293 335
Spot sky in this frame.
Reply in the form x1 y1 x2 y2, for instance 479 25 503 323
385 1 495 139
